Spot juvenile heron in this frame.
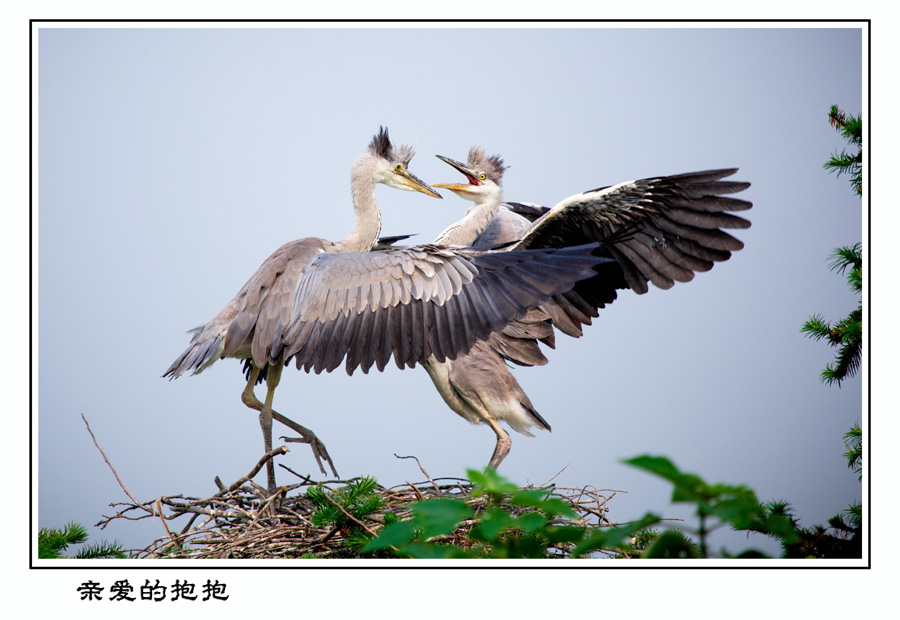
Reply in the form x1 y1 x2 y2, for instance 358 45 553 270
165 130 610 492
426 147 752 468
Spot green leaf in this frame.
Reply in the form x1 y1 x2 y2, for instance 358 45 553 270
510 488 552 506
398 542 476 559
624 456 709 504
543 525 586 546
706 487 763 529
514 512 547 533
362 521 418 552
470 507 516 542
623 455 683 481
536 498 579 519
467 467 519 496
484 536 547 559
410 498 474 539
570 514 660 557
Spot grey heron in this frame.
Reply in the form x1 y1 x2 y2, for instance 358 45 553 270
164 128 440 491
425 147 752 468
165 130 610 492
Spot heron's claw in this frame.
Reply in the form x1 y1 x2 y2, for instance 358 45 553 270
268 410 339 478
280 431 339 479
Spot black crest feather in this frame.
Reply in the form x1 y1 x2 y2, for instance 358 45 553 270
370 126 415 166
370 126 393 159
467 147 507 185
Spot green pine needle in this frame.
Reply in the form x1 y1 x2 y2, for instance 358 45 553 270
38 522 124 559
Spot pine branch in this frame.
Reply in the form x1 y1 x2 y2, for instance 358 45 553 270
38 522 124 559
74 540 127 559
824 106 862 196
822 337 861 386
844 501 862 527
843 424 862 478
801 314 831 341
829 243 863 277
803 242 862 385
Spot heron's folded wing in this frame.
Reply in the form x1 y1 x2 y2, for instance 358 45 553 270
281 243 609 375
510 168 752 294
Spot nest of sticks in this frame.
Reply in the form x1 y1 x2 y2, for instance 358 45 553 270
88 417 619 559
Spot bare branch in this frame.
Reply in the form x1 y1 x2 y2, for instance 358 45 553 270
82 414 150 513
394 453 440 493
156 498 183 551
221 446 289 496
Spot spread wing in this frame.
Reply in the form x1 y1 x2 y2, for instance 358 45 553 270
510 168 752 294
222 238 331 368
281 243 609 375
165 238 333 378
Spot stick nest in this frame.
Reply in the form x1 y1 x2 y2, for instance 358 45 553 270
96 448 619 559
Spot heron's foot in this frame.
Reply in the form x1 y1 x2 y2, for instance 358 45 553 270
267 410 339 478
280 429 339 479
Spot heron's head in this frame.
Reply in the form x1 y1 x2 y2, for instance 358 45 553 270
432 147 505 205
359 127 442 198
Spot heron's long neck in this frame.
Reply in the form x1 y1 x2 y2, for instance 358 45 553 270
433 197 500 246
338 164 383 253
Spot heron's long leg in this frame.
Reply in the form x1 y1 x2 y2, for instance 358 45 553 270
241 364 264 408
259 361 283 494
484 417 512 469
444 374 513 469
241 365 339 478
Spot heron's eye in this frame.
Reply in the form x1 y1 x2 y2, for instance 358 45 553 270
394 164 404 173
479 173 486 181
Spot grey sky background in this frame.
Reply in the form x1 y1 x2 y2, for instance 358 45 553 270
37 25 863 562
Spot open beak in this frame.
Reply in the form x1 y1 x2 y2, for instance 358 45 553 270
432 155 480 193
396 168 442 198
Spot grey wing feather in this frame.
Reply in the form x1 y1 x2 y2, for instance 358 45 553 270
220 237 332 367
510 168 752 295
282 243 609 375
163 298 240 379
487 308 556 367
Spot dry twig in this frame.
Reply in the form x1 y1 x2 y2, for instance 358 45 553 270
82 413 147 512
394 453 441 493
